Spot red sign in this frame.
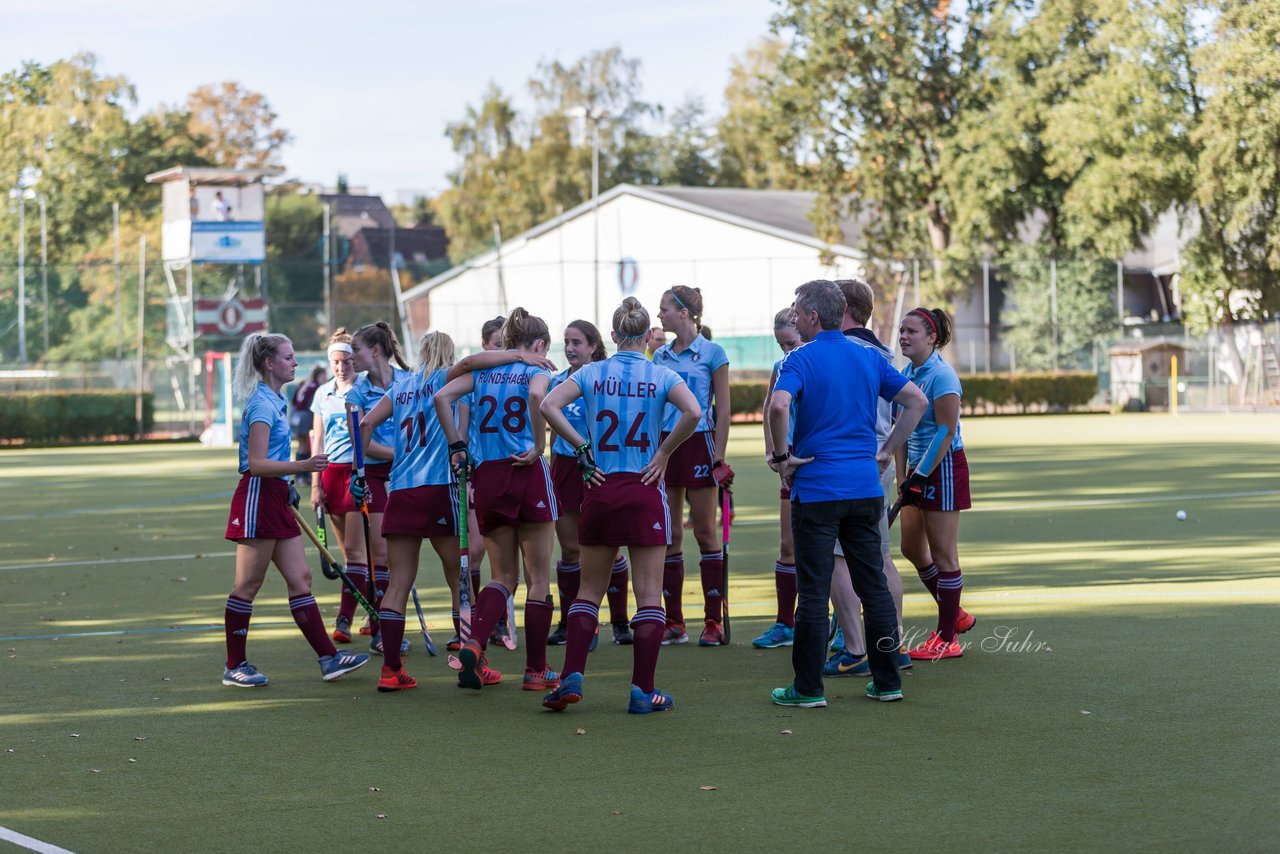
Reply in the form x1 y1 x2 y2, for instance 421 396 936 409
195 298 268 337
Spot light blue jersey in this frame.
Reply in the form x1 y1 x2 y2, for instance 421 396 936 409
386 368 456 491
549 368 591 457
654 333 728 434
346 368 412 450
238 383 291 477
904 351 964 467
468 361 551 464
569 351 684 475
773 357 796 448
310 379 354 463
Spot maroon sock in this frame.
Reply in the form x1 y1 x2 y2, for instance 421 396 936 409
775 562 797 627
379 609 406 670
630 606 665 693
561 599 600 677
224 595 253 669
524 597 554 671
451 610 461 636
937 570 963 642
557 560 581 623
607 555 630 624
290 594 338 658
663 554 685 624
341 565 368 623
470 567 482 601
469 583 510 651
917 563 941 601
700 551 724 622
374 566 390 609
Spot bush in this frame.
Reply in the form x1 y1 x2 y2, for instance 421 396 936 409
0 391 154 442
729 381 769 419
961 372 1097 413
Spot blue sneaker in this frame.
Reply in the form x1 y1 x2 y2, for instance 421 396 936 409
770 685 826 708
589 625 599 652
751 622 795 649
370 633 411 656
319 650 370 682
628 684 675 714
543 671 584 711
899 647 913 670
222 661 269 688
823 649 870 677
830 626 845 652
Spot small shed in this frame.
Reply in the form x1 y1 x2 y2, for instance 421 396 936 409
1108 340 1187 411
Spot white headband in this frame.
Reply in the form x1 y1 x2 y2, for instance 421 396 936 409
328 343 353 355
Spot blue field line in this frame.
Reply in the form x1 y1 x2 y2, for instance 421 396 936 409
0 490 235 522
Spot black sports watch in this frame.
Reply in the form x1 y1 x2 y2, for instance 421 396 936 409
770 451 790 465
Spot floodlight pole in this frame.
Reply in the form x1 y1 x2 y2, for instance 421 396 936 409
322 202 332 334
17 191 26 366
40 198 48 358
590 117 600 329
136 235 146 438
114 202 123 360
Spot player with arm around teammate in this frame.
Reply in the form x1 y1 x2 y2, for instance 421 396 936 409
548 320 635 648
434 308 560 691
653 285 734 647
540 297 702 714
350 331 466 691
347 322 414 652
221 332 370 688
897 308 974 661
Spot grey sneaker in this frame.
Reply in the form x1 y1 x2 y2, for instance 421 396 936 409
222 661 269 688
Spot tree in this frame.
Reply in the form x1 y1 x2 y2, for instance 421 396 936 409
1183 0 1280 328
999 248 1116 371
767 0 987 299
653 98 717 187
716 37 798 189
185 82 292 171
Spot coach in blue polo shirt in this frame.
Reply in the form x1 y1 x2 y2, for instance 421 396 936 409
767 279 927 707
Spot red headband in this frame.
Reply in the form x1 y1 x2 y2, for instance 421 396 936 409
909 308 938 337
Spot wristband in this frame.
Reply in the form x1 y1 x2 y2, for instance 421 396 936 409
575 443 590 456
448 441 467 455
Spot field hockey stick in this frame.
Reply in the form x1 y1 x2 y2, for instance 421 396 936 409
448 469 471 671
720 486 732 644
289 505 379 622
887 496 904 528
410 585 437 656
316 506 340 580
503 591 518 651
347 404 380 632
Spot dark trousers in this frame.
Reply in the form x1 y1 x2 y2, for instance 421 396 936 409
790 497 900 697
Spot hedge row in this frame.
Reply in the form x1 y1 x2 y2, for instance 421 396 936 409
726 372 1098 419
960 372 1098 413
0 391 154 442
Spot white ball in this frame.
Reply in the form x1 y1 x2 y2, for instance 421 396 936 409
1176 510 1187 521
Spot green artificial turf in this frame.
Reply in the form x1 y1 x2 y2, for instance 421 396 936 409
1 415 1278 851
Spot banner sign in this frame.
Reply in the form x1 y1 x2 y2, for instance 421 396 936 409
191 221 266 264
195 298 269 337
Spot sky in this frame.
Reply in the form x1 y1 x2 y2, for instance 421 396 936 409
3 0 777 200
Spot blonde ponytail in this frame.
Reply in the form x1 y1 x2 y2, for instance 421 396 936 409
233 332 291 402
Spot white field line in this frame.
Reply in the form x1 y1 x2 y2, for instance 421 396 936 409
3 590 1277 644
732 488 1280 526
0 825 76 854
0 552 236 572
